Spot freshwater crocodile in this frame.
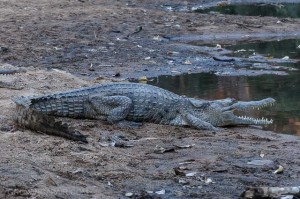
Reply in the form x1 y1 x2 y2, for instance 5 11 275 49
13 82 275 143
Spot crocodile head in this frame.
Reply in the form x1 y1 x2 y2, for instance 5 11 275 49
189 97 275 127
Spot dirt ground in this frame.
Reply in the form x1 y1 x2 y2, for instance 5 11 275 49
1 0 300 78
1 0 300 198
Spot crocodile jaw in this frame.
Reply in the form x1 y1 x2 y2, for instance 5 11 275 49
221 98 275 126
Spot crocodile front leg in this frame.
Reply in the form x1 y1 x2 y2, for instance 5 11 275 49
89 95 132 123
183 113 219 131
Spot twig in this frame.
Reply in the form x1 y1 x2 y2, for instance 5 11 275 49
233 22 263 30
213 56 235 62
97 64 113 67
126 26 143 38
131 137 160 142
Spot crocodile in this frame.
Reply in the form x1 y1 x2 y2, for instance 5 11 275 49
13 82 275 143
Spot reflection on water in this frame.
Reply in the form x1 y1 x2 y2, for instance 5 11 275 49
225 39 300 59
195 3 300 18
148 39 300 135
148 72 300 135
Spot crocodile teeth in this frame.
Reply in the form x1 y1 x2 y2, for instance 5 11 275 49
255 117 273 125
238 116 273 125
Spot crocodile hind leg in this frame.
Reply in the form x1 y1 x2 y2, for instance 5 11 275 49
89 95 132 123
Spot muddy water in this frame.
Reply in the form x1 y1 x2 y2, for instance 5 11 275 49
148 40 300 135
195 3 300 18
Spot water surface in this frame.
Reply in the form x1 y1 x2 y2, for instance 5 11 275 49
149 72 300 135
195 3 300 18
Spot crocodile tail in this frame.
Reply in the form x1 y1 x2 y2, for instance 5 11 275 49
13 96 88 143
